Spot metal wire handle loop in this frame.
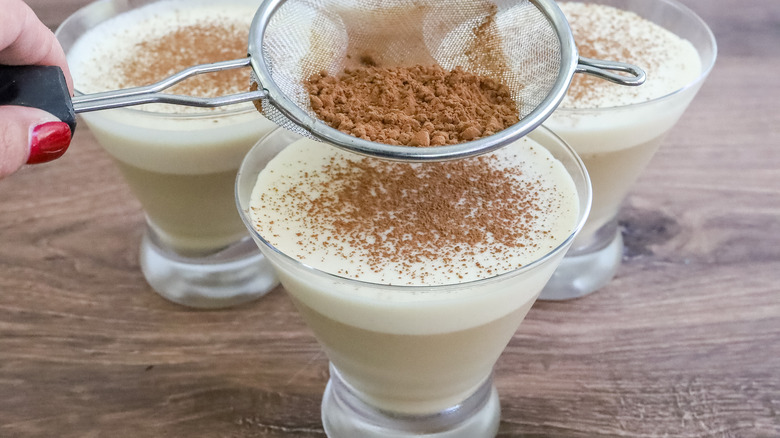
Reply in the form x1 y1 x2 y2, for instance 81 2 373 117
72 57 267 113
576 56 646 86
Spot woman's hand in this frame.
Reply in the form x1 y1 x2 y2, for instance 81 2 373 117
1 0 74 179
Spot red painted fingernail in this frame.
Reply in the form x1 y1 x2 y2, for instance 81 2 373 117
27 121 72 165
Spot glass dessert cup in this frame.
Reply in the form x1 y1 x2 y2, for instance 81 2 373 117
236 126 592 437
56 0 279 309
539 0 717 300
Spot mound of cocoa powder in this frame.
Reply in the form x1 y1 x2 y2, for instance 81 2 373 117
305 65 519 147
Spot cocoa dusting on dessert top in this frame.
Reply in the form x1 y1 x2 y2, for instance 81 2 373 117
559 2 697 108
305 65 520 147
565 5 637 105
265 151 548 281
118 22 249 97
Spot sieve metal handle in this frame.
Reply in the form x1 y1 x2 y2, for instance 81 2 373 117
72 58 267 113
576 57 646 86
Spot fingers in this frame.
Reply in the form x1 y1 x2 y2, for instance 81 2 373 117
0 1 75 179
0 106 71 179
0 0 74 93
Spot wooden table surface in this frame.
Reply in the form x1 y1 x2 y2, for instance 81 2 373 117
2 1 779 437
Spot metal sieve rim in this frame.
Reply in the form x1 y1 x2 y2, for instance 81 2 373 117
247 0 579 162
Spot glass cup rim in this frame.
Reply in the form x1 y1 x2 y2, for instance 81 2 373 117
56 0 260 120
236 126 592 294
555 0 718 115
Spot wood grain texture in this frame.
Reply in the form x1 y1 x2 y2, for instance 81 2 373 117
2 0 779 437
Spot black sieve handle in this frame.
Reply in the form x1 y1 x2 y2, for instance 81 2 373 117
0 65 76 134
1 58 267 117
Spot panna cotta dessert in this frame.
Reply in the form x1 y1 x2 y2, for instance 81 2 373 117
244 132 583 416
540 0 716 300
548 1 702 244
66 0 275 256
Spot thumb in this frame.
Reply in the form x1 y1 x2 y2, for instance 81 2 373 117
0 105 72 179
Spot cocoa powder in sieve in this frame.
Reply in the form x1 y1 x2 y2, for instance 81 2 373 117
305 65 519 147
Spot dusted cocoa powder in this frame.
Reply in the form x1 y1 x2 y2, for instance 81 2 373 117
118 22 249 98
304 153 543 280
249 137 575 284
305 65 519 147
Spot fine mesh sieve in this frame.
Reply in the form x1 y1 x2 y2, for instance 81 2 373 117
248 0 644 160
67 0 646 161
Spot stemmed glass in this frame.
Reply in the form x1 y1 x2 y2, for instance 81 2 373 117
236 126 591 437
540 0 717 300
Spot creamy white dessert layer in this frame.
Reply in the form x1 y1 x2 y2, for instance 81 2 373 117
559 1 701 109
68 0 260 114
249 136 579 287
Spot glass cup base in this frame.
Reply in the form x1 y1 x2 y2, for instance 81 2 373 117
538 228 622 301
139 229 278 309
321 365 501 438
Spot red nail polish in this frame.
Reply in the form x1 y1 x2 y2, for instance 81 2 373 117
27 121 72 165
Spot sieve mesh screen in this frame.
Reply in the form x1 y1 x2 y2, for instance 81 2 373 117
257 0 562 140
64 0 642 160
